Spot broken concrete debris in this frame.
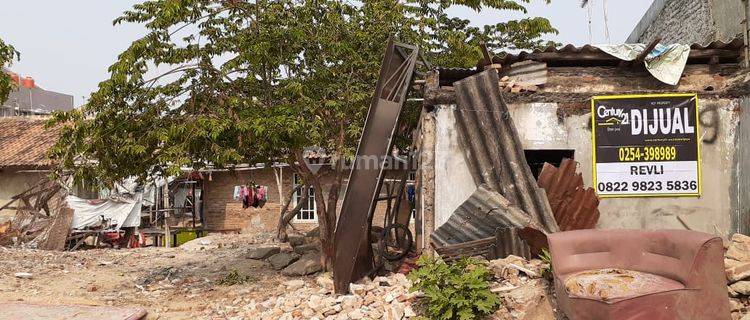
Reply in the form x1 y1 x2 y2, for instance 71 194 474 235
282 253 323 276
725 234 750 319
247 246 282 260
248 272 417 320
241 234 327 277
268 252 301 270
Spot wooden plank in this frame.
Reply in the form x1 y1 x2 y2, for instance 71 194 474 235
41 208 74 251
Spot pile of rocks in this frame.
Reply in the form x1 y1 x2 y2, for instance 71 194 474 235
246 246 322 276
245 234 323 276
244 272 418 320
487 255 557 320
725 234 750 319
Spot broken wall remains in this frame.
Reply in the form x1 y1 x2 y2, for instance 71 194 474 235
434 97 742 236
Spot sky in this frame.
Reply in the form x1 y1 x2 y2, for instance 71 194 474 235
0 0 654 106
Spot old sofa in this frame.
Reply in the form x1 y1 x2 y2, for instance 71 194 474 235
548 229 730 320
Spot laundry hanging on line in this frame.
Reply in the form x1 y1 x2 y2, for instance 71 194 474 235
234 184 268 209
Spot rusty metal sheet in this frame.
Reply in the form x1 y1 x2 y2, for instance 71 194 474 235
431 186 533 246
537 158 599 231
493 227 531 260
332 39 418 294
453 69 559 233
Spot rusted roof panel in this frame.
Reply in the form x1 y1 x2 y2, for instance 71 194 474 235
537 159 600 231
431 186 534 247
453 69 559 233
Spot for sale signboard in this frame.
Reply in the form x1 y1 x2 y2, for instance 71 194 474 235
591 94 701 197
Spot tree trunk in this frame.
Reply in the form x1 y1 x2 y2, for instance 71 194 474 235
276 184 305 242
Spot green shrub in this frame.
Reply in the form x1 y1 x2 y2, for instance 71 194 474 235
408 255 501 320
216 270 253 286
539 248 553 281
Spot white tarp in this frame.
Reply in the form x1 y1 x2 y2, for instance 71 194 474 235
594 43 691 85
67 194 142 230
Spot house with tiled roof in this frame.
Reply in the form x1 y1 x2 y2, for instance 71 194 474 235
0 117 61 221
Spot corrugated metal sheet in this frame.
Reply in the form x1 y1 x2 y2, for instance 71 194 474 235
494 38 744 67
431 186 534 246
537 159 600 231
498 61 548 86
436 38 744 85
453 69 559 233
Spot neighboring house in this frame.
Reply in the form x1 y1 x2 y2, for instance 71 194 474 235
200 157 414 234
1 71 74 117
628 0 747 44
0 117 60 222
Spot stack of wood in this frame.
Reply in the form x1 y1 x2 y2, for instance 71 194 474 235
0 178 71 250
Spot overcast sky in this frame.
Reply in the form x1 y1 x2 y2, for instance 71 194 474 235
0 0 653 105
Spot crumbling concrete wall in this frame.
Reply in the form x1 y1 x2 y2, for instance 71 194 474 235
628 0 744 44
733 97 750 235
433 106 477 228
0 170 47 223
432 97 744 237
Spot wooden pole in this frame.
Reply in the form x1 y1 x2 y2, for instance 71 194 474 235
163 184 171 248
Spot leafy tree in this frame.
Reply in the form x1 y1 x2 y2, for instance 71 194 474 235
49 0 556 269
0 38 20 104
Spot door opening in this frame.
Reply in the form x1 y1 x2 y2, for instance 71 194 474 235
524 149 575 179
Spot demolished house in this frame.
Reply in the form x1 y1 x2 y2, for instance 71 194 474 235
413 38 750 256
0 117 61 222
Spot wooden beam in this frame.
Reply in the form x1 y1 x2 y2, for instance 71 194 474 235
635 37 662 64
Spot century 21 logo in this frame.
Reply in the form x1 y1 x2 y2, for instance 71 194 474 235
596 105 629 126
596 104 695 135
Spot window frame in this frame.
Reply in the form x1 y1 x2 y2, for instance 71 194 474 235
292 173 317 223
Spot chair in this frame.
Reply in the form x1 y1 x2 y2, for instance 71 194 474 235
548 229 730 320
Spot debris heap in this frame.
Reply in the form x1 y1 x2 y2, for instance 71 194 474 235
246 273 418 320
487 255 556 320
725 234 750 319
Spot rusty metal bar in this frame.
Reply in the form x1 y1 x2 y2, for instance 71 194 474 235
332 39 419 294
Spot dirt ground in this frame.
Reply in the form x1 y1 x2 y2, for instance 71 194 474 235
0 233 311 319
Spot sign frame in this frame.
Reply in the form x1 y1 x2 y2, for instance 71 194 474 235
590 93 702 198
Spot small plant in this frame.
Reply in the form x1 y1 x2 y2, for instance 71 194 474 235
408 255 501 320
216 270 253 286
539 248 553 281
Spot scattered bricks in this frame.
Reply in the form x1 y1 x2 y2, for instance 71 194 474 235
726 260 750 283
730 281 750 296
726 234 750 262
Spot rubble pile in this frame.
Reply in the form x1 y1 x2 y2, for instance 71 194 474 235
244 234 324 276
234 273 418 320
225 254 559 320
725 234 750 319
487 255 557 320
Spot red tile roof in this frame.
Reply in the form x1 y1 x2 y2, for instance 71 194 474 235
0 117 60 168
